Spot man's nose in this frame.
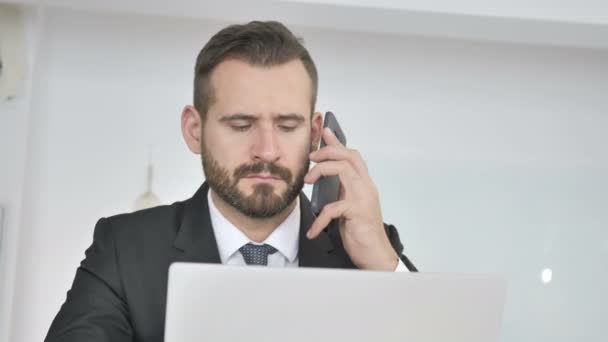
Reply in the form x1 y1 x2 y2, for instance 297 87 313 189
252 127 280 163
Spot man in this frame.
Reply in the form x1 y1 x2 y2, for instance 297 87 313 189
45 21 416 342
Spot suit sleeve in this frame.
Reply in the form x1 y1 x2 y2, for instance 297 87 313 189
384 224 418 272
45 218 133 342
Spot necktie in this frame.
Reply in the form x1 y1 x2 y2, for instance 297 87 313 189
239 243 278 266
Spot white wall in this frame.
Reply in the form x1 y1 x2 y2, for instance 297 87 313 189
3 6 607 342
0 95 31 342
0 5 42 342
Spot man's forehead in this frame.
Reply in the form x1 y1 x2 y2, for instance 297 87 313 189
207 59 313 119
210 58 310 83
208 63 313 110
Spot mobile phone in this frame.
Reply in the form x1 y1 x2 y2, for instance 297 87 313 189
310 111 347 216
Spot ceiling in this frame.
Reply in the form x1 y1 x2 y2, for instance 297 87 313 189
7 0 608 49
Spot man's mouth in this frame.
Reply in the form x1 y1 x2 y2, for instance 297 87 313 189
245 174 282 181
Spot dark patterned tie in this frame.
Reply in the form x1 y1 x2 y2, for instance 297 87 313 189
239 243 278 266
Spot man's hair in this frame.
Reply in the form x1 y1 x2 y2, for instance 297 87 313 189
193 21 318 120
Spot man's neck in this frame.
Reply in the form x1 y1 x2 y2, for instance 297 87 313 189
209 189 298 243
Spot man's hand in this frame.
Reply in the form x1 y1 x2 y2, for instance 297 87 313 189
304 127 399 271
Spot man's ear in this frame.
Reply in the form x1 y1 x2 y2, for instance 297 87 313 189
181 105 203 154
311 111 323 151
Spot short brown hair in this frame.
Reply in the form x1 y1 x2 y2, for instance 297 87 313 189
193 21 318 120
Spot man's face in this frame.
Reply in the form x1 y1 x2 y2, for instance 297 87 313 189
201 59 315 218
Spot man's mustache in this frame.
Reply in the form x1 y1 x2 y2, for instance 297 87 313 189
233 162 293 183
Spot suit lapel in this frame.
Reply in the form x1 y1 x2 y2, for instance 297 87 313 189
172 182 221 264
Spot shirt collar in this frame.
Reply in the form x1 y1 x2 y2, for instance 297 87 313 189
207 190 300 264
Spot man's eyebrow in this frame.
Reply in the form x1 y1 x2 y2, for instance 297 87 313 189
276 113 305 122
218 113 257 122
218 113 306 122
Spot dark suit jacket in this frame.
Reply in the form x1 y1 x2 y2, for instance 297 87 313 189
45 182 417 342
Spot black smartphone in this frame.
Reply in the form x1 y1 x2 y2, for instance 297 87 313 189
310 111 347 216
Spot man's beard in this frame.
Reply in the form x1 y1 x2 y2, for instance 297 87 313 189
201 145 311 219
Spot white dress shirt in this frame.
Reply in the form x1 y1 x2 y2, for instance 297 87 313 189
208 191 409 271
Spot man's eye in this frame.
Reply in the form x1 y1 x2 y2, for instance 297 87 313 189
279 125 297 132
231 124 251 132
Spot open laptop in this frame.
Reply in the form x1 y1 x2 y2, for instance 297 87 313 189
164 263 507 342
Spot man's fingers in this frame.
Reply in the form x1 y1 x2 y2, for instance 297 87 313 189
304 160 358 185
309 146 368 176
306 200 348 239
321 127 344 148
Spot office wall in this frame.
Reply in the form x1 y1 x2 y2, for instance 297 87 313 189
0 5 41 342
3 6 607 342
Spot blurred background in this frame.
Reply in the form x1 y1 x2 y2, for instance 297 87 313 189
1 1 607 341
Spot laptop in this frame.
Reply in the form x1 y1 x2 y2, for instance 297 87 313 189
164 263 507 342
